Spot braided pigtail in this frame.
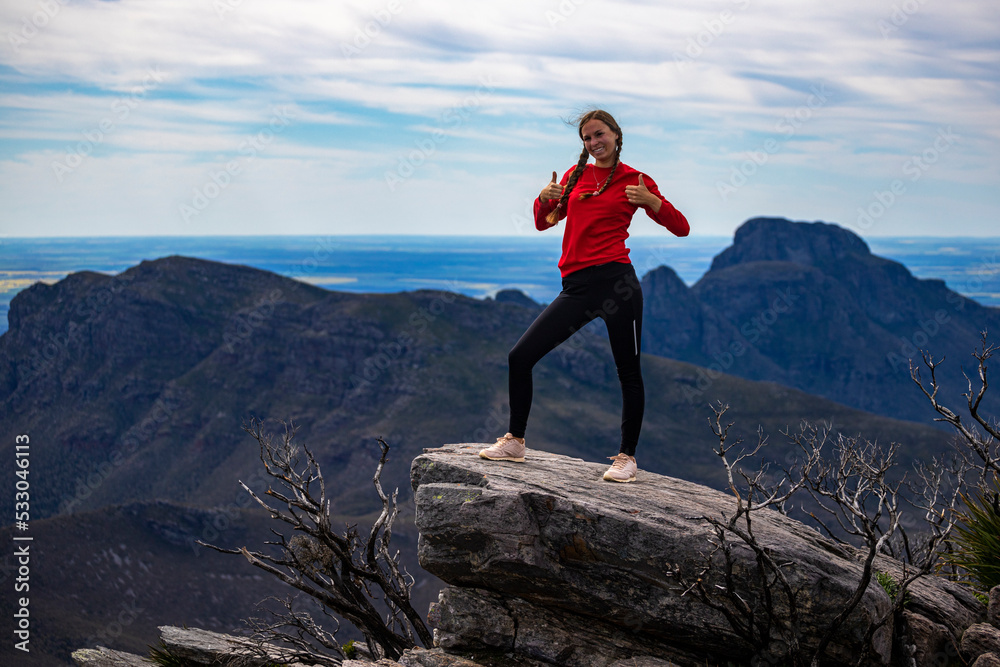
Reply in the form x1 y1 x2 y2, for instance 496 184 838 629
578 137 621 201
545 146 590 226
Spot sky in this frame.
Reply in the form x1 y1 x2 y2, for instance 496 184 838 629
0 0 997 238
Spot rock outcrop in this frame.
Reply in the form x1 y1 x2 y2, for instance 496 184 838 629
412 444 984 667
73 625 322 667
641 217 1000 423
960 588 1000 667
71 647 154 666
71 625 492 667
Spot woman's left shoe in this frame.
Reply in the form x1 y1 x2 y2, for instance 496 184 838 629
603 453 637 482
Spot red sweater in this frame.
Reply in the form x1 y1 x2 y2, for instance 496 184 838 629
533 162 689 277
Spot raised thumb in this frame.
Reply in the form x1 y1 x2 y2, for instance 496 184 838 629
638 174 646 188
551 171 557 183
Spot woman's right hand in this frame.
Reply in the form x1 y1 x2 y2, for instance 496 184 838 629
540 171 564 202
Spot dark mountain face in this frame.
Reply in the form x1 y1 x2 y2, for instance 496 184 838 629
0 249 955 524
0 246 966 664
709 217 872 270
0 255 538 519
642 217 999 422
0 257 331 518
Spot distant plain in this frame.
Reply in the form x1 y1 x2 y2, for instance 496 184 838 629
2 234 998 336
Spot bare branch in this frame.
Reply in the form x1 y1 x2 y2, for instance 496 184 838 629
910 334 1000 483
240 596 345 667
200 418 431 662
688 406 970 666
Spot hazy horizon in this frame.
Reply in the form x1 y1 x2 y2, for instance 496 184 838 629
3 235 998 339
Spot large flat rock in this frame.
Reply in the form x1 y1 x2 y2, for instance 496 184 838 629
411 444 981 666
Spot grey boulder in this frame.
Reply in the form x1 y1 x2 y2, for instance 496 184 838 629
412 444 983 666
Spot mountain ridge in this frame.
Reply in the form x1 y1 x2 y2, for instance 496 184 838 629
0 224 989 665
0 247 961 522
642 216 999 422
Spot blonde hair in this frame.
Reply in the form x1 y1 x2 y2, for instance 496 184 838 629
546 109 623 226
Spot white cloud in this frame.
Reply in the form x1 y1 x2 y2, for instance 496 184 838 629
0 0 997 237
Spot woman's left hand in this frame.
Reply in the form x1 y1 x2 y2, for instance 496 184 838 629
625 174 662 213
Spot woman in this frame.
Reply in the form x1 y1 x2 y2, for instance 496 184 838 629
479 109 690 482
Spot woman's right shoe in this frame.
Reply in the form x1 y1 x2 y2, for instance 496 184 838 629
478 433 526 462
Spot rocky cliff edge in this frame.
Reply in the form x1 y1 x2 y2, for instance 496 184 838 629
412 444 983 667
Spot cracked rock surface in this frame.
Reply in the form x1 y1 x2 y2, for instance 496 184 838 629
412 444 983 667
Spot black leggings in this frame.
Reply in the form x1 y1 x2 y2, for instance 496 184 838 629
508 262 644 456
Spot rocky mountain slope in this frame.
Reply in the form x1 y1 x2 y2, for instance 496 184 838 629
643 217 1000 423
0 255 955 522
0 232 986 664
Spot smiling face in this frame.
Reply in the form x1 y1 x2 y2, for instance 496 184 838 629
580 118 620 168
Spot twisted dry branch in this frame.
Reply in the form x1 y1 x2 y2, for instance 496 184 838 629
199 418 431 662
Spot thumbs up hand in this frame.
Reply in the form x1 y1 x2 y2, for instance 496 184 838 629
626 174 661 212
540 171 564 202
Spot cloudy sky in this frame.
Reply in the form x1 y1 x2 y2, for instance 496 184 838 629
0 0 997 238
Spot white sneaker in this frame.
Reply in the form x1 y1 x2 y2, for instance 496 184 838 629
478 433 526 462
603 453 637 482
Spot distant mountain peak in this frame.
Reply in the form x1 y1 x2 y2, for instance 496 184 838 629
493 289 539 309
710 217 871 272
